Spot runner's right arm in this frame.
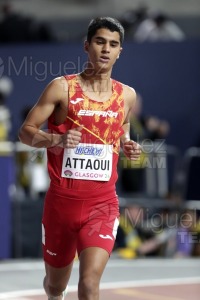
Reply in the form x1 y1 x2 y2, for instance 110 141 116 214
18 77 82 149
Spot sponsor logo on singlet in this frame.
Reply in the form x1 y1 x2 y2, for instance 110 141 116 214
74 145 103 156
77 110 118 118
70 98 84 104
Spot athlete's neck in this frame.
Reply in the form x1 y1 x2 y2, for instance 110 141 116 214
79 70 112 94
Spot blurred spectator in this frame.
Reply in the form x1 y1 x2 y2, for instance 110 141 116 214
0 76 13 141
115 205 176 259
119 93 170 194
115 205 146 259
0 3 55 43
137 208 197 258
16 106 49 199
16 147 49 199
174 209 197 258
134 12 186 42
116 207 199 259
120 5 148 39
130 93 170 142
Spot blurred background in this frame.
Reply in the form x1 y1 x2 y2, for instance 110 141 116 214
0 0 200 261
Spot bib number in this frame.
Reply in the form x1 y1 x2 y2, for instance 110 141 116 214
61 143 113 181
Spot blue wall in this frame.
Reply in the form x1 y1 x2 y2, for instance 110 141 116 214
1 40 200 152
0 154 15 258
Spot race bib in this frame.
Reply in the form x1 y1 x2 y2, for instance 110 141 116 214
61 143 113 181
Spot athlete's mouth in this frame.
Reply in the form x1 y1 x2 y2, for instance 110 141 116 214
99 56 110 63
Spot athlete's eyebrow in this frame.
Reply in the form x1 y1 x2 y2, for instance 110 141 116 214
95 36 120 45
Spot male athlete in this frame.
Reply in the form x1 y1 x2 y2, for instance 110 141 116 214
19 17 141 300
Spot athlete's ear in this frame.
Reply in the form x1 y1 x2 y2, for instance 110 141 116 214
84 40 89 53
117 47 123 59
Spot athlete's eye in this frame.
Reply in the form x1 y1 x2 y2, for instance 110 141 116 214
96 40 104 45
110 42 118 47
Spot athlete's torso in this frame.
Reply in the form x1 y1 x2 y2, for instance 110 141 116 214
47 74 125 192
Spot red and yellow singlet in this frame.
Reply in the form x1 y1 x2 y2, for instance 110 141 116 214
47 74 125 193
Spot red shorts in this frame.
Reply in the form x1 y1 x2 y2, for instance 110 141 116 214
42 183 120 268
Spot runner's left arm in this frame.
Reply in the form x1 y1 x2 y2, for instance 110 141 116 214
120 86 141 160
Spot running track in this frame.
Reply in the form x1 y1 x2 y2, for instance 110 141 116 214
0 256 200 299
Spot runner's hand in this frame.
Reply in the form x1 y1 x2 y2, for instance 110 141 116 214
123 140 141 160
61 126 83 148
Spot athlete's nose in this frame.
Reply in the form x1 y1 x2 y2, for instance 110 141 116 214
102 42 110 53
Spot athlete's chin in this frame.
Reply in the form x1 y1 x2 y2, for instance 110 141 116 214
95 63 112 74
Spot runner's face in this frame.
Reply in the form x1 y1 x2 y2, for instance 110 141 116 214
85 28 122 73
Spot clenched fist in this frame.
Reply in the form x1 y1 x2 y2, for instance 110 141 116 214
61 126 83 148
122 140 141 160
